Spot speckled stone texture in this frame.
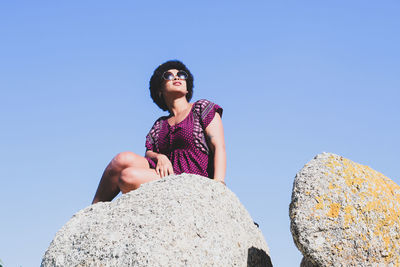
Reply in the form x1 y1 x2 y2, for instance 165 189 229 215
300 257 316 267
42 174 272 266
290 153 400 266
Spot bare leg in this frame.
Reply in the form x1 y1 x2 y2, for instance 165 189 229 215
119 167 161 194
92 152 158 204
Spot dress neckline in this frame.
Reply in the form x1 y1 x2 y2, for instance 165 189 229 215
167 103 194 127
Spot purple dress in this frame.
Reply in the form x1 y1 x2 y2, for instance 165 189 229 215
145 99 223 178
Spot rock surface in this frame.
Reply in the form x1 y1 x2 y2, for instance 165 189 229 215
290 152 400 266
42 174 272 266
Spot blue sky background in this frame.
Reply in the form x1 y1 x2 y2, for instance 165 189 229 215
1 1 399 266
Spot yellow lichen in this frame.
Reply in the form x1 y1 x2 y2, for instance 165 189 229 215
328 203 341 218
334 243 343 252
344 205 354 226
314 195 324 210
323 154 400 263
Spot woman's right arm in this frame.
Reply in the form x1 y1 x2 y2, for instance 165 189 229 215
145 150 174 177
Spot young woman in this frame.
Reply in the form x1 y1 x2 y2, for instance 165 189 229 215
92 60 226 204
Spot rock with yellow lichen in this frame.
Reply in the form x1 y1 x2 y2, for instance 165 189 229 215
290 152 400 267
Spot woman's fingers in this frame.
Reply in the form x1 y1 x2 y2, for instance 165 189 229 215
159 166 172 177
168 165 174 176
155 156 174 178
158 166 163 177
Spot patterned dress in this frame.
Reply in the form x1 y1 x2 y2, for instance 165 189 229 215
145 99 223 178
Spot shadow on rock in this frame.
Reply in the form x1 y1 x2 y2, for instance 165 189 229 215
247 246 273 267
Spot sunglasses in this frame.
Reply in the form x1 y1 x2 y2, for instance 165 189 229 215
162 70 189 81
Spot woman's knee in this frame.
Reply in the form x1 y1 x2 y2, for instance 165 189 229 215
112 151 149 170
111 151 138 170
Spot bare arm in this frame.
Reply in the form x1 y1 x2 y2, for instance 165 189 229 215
205 113 226 184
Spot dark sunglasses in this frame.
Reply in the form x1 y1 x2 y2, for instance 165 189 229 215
162 70 189 81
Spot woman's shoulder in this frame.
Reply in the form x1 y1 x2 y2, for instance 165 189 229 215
154 115 170 122
192 99 223 121
148 115 169 130
193 99 221 110
193 99 214 105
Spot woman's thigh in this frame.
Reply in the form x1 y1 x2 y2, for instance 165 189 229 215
119 167 161 192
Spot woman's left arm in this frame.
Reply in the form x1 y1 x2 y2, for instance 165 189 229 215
205 113 226 184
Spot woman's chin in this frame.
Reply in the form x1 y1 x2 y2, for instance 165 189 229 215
164 90 188 98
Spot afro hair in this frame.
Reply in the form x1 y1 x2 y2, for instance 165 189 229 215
149 60 194 111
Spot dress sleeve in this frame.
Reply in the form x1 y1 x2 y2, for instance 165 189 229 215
194 99 223 129
145 118 164 152
145 118 164 169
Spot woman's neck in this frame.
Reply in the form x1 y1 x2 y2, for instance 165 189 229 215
166 97 191 116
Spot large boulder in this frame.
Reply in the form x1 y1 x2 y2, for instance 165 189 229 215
42 174 272 266
290 153 400 266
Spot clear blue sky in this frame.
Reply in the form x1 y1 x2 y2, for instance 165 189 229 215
1 1 399 266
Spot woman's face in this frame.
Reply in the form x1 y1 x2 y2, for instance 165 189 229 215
161 69 188 95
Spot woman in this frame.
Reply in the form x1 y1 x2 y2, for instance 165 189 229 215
92 60 226 204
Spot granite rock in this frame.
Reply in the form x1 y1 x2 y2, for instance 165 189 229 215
290 153 400 266
42 174 272 266
300 257 316 267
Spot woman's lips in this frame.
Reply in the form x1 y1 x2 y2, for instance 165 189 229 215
173 81 182 86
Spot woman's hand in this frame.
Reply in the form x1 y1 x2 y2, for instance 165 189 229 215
155 154 174 178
